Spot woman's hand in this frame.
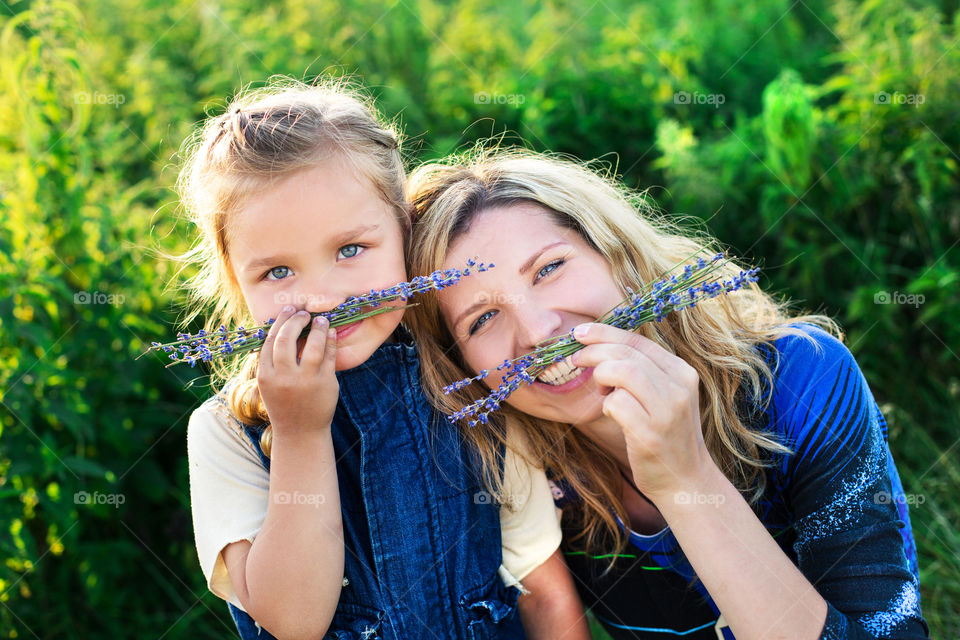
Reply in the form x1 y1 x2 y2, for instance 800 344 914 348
257 305 339 434
569 322 715 503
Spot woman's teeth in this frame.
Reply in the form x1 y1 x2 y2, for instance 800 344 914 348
537 356 585 386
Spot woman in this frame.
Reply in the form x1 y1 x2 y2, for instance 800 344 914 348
403 148 927 639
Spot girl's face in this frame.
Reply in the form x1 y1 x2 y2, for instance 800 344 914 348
438 202 625 426
229 157 407 371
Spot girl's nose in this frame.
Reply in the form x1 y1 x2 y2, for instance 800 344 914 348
304 291 346 315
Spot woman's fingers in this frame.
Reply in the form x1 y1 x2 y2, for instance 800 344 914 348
571 342 670 377
591 357 670 417
573 322 699 389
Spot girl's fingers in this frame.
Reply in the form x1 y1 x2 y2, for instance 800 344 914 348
259 305 296 372
319 326 337 377
274 310 311 371
298 315 330 370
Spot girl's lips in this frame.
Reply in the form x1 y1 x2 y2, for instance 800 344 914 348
295 318 363 356
335 318 363 340
531 366 594 394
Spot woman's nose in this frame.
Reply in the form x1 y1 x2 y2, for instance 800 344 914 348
515 304 564 350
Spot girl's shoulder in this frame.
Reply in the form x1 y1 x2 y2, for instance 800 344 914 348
187 386 261 458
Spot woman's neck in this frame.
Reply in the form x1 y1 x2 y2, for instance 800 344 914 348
576 414 632 470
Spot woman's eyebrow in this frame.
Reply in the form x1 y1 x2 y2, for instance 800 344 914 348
518 241 567 275
453 241 569 330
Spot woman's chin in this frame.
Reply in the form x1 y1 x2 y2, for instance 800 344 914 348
510 389 605 426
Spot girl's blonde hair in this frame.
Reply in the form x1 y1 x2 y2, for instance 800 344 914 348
174 77 409 456
403 146 841 564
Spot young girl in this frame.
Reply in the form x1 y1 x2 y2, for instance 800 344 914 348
176 80 589 639
403 149 929 639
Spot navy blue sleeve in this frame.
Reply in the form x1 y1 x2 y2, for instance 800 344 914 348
768 325 928 639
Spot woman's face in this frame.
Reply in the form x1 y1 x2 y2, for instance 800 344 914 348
228 158 407 371
438 202 625 425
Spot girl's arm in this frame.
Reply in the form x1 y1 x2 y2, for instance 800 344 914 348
500 423 591 639
226 308 344 640
517 549 592 640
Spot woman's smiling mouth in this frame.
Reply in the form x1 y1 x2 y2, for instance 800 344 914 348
533 357 594 392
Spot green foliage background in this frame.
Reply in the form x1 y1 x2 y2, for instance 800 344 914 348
0 0 957 637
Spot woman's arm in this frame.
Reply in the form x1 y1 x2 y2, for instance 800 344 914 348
655 463 828 639
570 322 927 640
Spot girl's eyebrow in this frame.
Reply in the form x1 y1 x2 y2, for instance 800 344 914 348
242 223 380 271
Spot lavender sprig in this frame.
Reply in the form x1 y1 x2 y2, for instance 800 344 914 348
444 252 759 427
144 260 494 368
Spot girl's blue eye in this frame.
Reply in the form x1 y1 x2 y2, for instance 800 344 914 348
266 266 291 280
537 259 564 280
469 310 496 336
339 244 364 259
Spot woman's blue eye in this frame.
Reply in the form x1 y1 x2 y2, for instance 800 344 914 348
266 266 290 280
537 259 564 280
469 310 496 336
339 244 364 259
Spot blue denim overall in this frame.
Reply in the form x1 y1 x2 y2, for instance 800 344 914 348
225 333 526 640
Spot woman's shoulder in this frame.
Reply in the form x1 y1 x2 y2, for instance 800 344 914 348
761 321 860 392
768 321 850 365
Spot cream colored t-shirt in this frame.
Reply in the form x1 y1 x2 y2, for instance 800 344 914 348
187 398 562 613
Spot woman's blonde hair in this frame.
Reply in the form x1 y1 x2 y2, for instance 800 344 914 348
404 146 841 565
173 76 409 456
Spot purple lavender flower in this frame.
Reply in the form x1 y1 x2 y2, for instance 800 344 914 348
444 252 759 427
144 260 493 368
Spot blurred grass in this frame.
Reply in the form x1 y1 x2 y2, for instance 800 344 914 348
0 0 957 637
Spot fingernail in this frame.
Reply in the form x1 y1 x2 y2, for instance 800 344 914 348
283 305 294 313
314 315 324 325
573 324 588 339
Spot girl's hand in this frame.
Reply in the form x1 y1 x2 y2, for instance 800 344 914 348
257 305 339 435
570 322 715 502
